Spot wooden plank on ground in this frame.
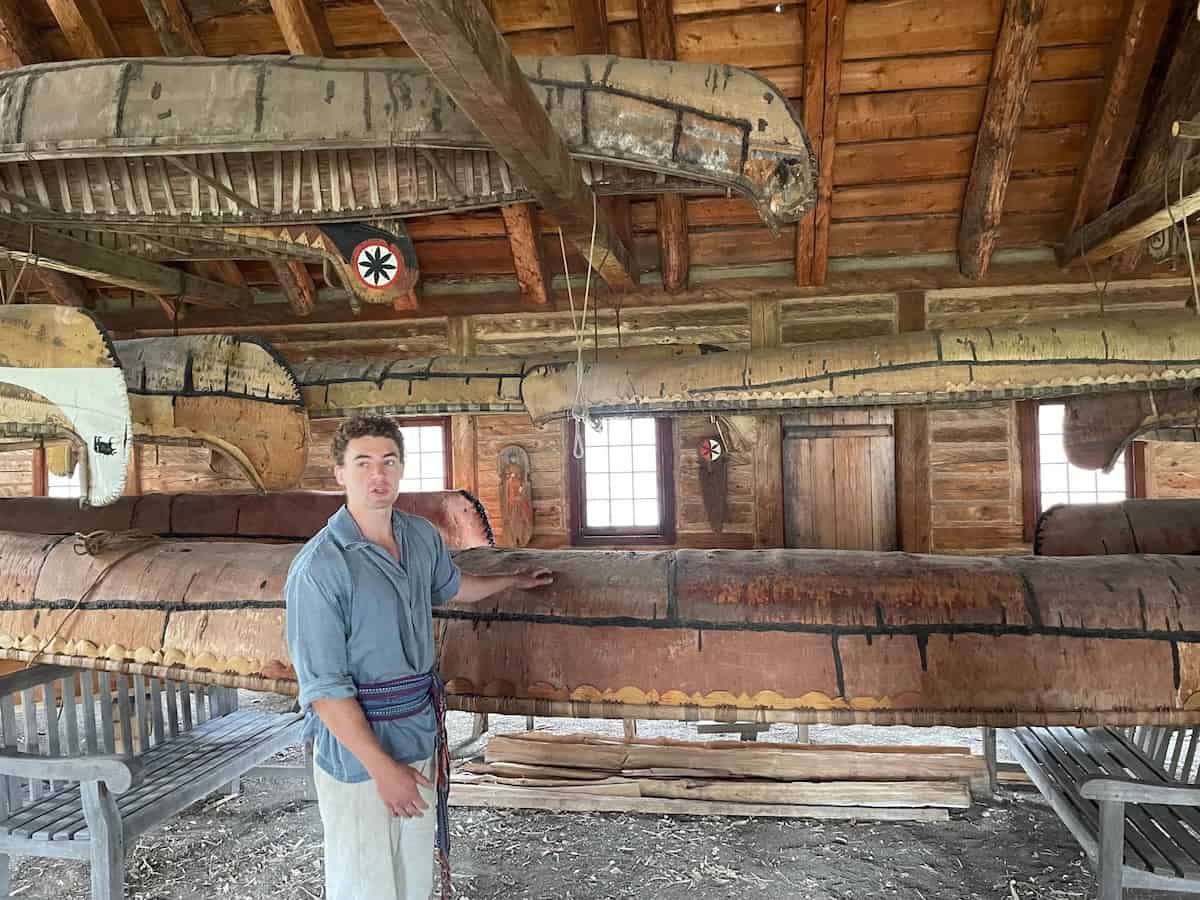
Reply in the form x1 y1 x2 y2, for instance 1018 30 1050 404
958 0 1047 279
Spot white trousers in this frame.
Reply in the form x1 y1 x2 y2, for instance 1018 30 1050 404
314 757 438 900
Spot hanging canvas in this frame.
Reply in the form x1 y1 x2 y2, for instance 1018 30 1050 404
497 445 535 547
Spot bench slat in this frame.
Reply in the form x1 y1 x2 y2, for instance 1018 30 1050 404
62 675 79 758
1054 728 1200 877
98 676 115 755
1021 728 1173 874
149 679 165 750
133 676 150 754
22 687 41 803
164 680 179 740
115 675 133 755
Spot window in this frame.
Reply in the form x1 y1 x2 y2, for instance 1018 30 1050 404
1019 401 1141 541
397 418 451 493
568 416 675 545
47 465 82 499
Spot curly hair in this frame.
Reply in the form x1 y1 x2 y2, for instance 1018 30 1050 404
331 414 405 465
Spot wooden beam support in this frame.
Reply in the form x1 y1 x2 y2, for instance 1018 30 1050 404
139 0 205 56
1061 0 1172 253
374 0 638 291
1063 152 1200 263
894 291 931 553
37 270 89 307
958 0 1046 279
44 0 121 59
1116 2 1200 270
0 220 253 308
187 260 247 288
269 259 317 317
269 0 336 57
0 0 47 66
500 204 550 306
751 300 784 548
637 0 689 293
796 0 846 286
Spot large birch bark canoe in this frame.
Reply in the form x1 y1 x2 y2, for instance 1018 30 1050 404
0 56 814 233
0 491 494 549
0 305 130 506
2 538 1199 727
1035 499 1200 556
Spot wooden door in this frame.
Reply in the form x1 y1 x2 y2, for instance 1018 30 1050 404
783 409 897 550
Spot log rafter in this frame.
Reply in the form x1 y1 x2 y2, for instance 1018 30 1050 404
139 0 205 56
269 0 337 57
796 0 846 287
500 203 551 306
1116 2 1200 270
45 0 121 59
0 0 46 67
1060 0 1173 251
269 259 317 317
957 0 1046 279
373 0 638 291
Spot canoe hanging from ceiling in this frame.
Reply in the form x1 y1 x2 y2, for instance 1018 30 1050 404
295 345 713 419
1035 499 1200 556
0 305 130 506
0 55 813 231
114 335 309 492
1062 387 1200 471
0 491 494 549
522 314 1200 422
3 538 1200 727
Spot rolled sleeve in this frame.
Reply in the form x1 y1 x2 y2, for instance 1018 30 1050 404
285 565 357 711
429 528 462 606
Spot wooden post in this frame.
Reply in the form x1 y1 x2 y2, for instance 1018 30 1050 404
31 446 47 498
894 292 931 552
751 300 785 547
447 317 479 496
982 726 997 797
1097 798 1126 900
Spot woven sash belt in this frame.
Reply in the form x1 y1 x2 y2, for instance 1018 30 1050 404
357 672 452 899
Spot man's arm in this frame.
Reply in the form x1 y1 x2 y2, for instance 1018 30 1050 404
453 568 553 604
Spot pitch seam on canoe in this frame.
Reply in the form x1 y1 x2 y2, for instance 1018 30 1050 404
125 387 303 407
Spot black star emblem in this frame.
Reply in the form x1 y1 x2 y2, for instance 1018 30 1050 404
357 245 398 287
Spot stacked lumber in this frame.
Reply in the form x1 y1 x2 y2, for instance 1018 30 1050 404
449 732 987 822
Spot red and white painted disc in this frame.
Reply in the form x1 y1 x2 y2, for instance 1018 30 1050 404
699 438 723 462
353 239 401 289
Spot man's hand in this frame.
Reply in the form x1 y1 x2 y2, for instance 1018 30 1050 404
512 567 553 589
372 758 434 818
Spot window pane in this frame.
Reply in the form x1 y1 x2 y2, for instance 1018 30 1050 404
394 422 448 491
421 426 443 451
1067 465 1097 493
1039 434 1067 465
1096 465 1125 492
587 500 610 527
607 418 632 445
632 471 658 499
586 424 609 447
631 445 659 473
1070 494 1098 505
631 418 656 444
1040 463 1068 493
1039 404 1065 436
608 446 633 473
610 499 634 525
634 499 659 527
585 446 609 474
1042 492 1068 508
1098 492 1127 503
609 472 634 500
586 472 610 500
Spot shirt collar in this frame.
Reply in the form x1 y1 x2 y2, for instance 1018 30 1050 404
328 504 403 550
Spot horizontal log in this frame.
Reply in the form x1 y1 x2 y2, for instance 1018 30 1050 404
0 540 1199 725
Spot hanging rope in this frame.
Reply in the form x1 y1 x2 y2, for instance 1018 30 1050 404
25 530 161 669
558 192 601 460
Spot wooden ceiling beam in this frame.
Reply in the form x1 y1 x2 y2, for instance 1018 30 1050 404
0 220 252 308
1061 0 1172 255
139 0 205 56
268 259 317 317
957 0 1046 279
45 0 121 59
637 0 689 294
796 0 846 287
269 0 337 57
187 260 247 288
37 270 89 307
374 0 638 291
500 203 550 306
1063 151 1200 263
0 0 48 66
1115 1 1200 270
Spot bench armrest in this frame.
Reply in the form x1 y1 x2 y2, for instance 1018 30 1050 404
0 750 142 794
1081 776 1200 807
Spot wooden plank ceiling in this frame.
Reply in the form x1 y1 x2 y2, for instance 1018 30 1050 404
0 0 1188 316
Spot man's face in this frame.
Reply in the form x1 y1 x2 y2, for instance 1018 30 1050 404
334 435 404 512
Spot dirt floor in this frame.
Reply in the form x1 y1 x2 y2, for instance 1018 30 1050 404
5 692 1175 900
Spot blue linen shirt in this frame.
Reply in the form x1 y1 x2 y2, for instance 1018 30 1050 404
285 505 461 783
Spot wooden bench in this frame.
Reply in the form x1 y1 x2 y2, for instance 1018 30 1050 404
1006 725 1200 899
0 664 309 900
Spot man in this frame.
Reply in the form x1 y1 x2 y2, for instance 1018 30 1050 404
286 414 552 900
